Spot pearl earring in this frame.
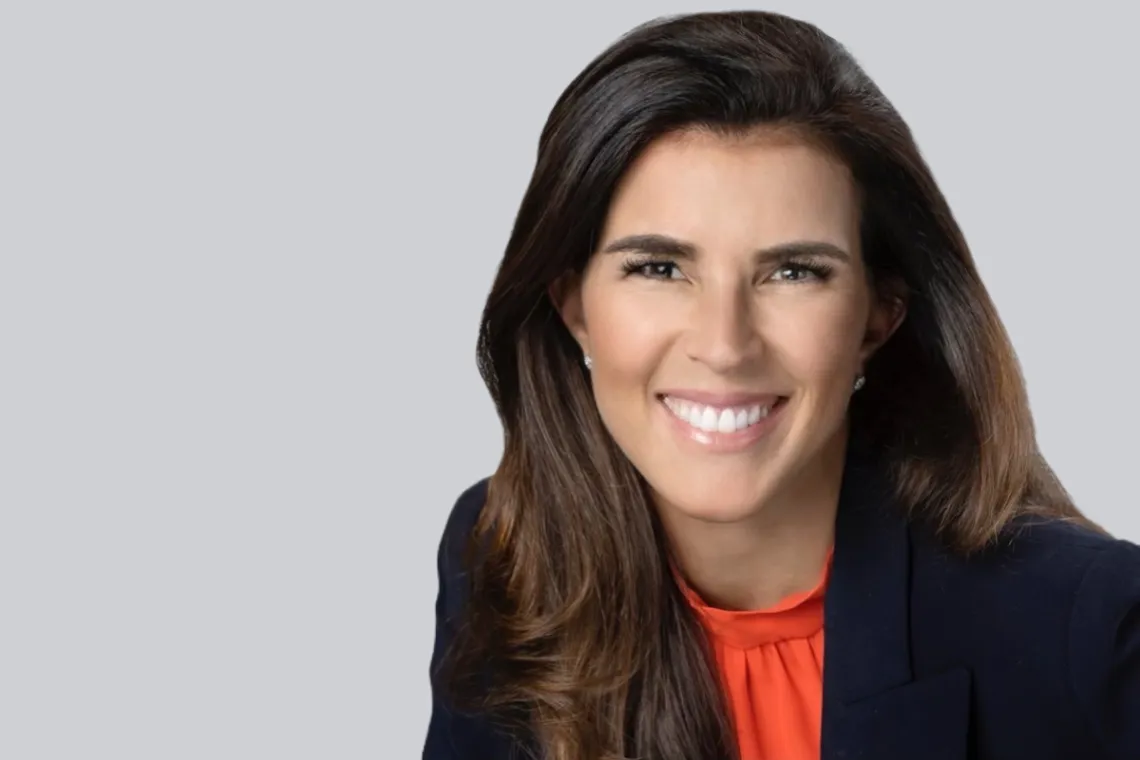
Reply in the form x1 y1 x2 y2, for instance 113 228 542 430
853 374 866 391
584 354 593 370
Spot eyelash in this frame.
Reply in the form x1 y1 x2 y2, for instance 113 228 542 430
619 256 834 283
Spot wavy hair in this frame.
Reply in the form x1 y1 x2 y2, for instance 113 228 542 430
442 10 1094 760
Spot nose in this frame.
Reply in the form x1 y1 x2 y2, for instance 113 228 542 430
683 279 762 373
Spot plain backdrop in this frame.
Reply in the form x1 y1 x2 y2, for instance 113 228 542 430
1 1 1137 758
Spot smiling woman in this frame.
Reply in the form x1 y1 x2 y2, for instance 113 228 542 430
422 10 1140 760
557 131 884 544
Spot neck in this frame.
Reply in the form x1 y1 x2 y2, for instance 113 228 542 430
662 434 847 611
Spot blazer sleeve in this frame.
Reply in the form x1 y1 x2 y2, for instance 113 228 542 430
1068 537 1140 759
422 480 495 760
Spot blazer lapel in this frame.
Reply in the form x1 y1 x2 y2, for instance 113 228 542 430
821 453 972 760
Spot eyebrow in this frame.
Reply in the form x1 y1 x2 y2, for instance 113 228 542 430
599 233 851 263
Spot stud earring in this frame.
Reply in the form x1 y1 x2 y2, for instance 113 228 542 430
853 374 866 391
584 354 593 370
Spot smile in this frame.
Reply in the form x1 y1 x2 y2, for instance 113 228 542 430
657 393 788 452
661 395 774 433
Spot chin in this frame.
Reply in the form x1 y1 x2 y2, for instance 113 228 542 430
650 476 773 525
677 500 766 524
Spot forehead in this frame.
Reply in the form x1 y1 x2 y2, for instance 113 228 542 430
600 128 861 253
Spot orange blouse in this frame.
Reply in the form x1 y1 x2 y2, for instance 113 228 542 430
679 553 832 760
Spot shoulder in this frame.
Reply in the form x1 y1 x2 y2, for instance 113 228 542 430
1011 519 1140 622
439 478 490 564
434 478 490 621
426 478 524 758
911 517 1140 756
1062 529 1140 757
987 519 1140 661
912 514 1136 599
908 517 1136 655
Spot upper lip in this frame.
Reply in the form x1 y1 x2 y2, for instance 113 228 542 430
657 390 785 407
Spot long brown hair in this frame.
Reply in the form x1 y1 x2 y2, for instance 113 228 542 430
444 10 1094 759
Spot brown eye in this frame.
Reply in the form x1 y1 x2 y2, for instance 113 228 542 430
772 265 811 282
768 261 833 283
623 258 684 280
643 262 680 279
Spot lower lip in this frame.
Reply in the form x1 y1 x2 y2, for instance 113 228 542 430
658 396 787 453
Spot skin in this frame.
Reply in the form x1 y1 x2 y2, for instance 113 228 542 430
555 127 904 610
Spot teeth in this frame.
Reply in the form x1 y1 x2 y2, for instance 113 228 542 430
662 396 773 434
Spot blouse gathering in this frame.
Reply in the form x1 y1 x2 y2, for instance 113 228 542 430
677 551 833 760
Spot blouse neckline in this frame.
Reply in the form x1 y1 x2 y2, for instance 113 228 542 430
676 550 833 649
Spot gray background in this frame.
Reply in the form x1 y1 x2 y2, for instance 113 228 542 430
1 1 1136 758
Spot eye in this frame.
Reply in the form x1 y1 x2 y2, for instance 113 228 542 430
769 261 833 283
622 258 685 281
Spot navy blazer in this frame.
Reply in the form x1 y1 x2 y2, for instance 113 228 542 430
423 457 1140 759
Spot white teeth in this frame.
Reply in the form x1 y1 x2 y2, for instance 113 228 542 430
688 405 702 427
662 396 774 434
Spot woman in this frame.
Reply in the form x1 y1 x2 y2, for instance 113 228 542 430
422 10 1140 760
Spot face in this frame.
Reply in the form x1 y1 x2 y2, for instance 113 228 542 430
555 128 902 527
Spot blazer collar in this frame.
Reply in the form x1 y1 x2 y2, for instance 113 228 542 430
821 450 972 760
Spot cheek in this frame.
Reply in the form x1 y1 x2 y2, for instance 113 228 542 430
583 289 672 389
761 294 866 383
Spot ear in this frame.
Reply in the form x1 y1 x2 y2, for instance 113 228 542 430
548 272 590 353
860 278 908 364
